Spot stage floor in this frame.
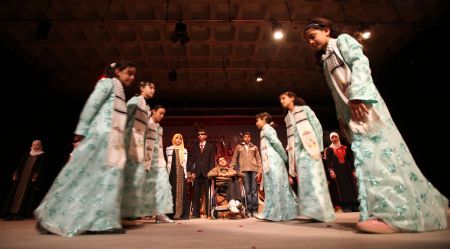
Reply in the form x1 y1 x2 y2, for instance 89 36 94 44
0 212 449 249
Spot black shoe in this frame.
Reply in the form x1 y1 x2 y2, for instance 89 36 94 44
3 215 14 221
36 222 52 235
179 216 190 220
191 216 200 219
85 228 126 235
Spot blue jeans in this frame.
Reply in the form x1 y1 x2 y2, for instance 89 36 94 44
243 171 258 213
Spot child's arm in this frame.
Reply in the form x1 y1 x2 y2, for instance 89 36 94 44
75 79 113 138
255 147 263 174
229 145 240 169
207 167 219 178
266 128 288 163
336 34 378 104
303 106 324 151
125 98 138 130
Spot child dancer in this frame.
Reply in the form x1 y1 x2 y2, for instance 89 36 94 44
303 18 448 233
280 91 335 222
121 81 155 226
34 61 136 236
254 112 298 221
142 105 174 223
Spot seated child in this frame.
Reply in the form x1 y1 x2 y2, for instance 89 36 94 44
207 156 244 213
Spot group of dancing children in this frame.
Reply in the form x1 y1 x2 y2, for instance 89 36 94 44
33 17 447 237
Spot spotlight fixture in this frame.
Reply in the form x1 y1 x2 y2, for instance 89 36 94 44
35 19 52 40
272 21 284 40
255 71 263 82
359 24 372 40
168 69 177 81
361 30 371 40
170 21 190 45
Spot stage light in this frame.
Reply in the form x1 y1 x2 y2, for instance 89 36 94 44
255 71 263 82
359 24 372 40
361 31 371 40
170 21 190 45
35 19 52 40
272 21 284 40
168 69 177 81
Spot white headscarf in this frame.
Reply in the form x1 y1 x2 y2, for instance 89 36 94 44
171 133 186 165
30 140 45 156
329 132 342 149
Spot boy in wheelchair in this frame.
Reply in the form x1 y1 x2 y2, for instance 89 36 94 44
207 156 244 214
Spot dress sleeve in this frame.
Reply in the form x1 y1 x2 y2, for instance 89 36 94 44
74 79 113 136
337 34 378 103
303 105 324 151
265 127 288 163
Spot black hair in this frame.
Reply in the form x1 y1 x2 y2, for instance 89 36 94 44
279 91 306 107
243 131 251 137
140 81 155 88
216 155 227 165
151 104 165 111
104 60 136 78
256 112 277 128
303 18 342 68
136 81 155 96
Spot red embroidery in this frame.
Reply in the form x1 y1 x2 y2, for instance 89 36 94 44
333 146 347 164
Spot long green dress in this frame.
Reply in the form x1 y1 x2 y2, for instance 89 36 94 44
323 34 448 232
140 119 173 215
288 106 336 222
256 124 298 221
121 95 150 218
34 78 127 237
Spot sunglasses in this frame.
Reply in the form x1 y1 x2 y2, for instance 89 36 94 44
198 133 206 136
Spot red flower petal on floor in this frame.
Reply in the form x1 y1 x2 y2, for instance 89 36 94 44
197 230 203 232
251 246 256 249
239 225 244 227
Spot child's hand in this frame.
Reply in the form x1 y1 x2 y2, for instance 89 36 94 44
12 172 18 181
73 134 85 143
349 100 369 123
187 173 196 182
288 176 294 185
255 172 262 183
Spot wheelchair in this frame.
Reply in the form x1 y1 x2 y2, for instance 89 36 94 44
208 175 247 219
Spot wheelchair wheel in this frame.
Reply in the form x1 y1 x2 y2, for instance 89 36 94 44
211 209 219 219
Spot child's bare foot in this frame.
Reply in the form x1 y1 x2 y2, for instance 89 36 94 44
356 219 398 234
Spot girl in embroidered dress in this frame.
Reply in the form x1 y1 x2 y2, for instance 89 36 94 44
303 17 448 233
254 112 298 221
166 134 190 220
141 105 174 223
121 81 155 227
34 61 136 237
280 92 335 222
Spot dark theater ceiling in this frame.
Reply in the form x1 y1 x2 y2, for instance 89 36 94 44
0 0 447 113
